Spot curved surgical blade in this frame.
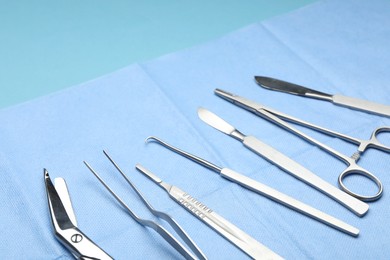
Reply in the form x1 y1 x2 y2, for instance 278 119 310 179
255 76 390 117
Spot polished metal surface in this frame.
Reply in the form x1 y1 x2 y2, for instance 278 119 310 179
215 89 388 201
198 107 245 141
255 76 333 101
44 170 113 260
54 178 78 227
255 76 390 117
136 164 284 260
332 95 390 117
84 152 206 260
146 136 359 236
198 107 369 216
146 136 223 173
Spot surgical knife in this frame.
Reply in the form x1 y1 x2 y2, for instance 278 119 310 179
197 108 369 217
255 76 390 117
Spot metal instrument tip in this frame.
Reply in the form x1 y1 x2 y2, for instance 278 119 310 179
145 136 159 144
214 89 235 103
145 136 223 173
44 168 49 178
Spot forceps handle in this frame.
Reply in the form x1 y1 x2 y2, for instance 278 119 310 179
338 164 383 202
243 135 369 216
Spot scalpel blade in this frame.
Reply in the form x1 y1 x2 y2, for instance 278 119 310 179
255 76 390 117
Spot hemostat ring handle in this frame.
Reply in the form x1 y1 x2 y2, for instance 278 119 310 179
338 165 383 202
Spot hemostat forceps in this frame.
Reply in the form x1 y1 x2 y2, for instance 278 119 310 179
84 151 206 260
146 136 359 236
44 169 113 260
215 89 389 201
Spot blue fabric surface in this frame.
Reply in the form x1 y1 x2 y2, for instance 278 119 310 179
1 0 389 259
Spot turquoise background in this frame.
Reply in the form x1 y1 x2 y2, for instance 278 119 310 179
0 0 315 109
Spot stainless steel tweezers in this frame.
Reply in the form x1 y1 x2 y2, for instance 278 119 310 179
84 150 206 260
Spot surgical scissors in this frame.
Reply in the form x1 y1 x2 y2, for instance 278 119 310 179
44 169 113 259
215 89 390 201
84 150 206 260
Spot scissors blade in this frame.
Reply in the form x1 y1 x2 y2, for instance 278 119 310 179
54 178 78 227
255 76 390 117
45 169 114 260
45 169 76 231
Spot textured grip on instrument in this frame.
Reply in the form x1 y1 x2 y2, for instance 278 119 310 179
167 186 222 226
242 135 369 217
332 94 390 117
167 186 283 259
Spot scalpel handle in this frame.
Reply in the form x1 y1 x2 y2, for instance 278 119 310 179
332 94 390 117
220 168 359 236
242 136 369 217
167 185 283 260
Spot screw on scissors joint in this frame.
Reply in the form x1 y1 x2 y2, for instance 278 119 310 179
71 234 83 243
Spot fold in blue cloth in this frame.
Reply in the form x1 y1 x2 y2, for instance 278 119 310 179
1 0 389 258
